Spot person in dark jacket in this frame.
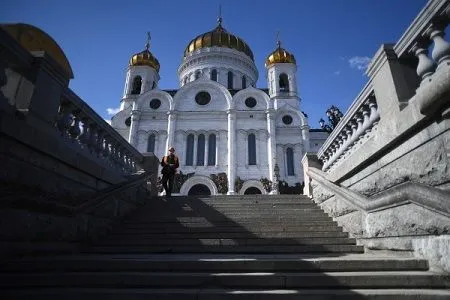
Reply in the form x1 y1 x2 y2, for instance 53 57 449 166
160 146 179 196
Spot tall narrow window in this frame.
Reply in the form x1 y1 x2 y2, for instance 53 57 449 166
208 134 216 166
279 73 289 92
227 71 233 89
186 134 194 166
197 134 205 166
195 71 201 80
147 134 155 153
286 147 295 176
211 69 217 82
248 133 256 165
242 76 246 89
131 76 142 94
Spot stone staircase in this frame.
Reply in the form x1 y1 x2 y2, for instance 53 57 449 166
1 195 449 299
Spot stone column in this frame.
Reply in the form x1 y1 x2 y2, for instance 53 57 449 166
266 109 276 182
215 131 219 167
193 133 198 166
166 111 177 150
219 130 227 166
205 133 209 166
128 109 141 147
227 109 236 194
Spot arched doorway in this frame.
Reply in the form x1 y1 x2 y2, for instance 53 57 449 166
244 187 262 195
188 184 211 195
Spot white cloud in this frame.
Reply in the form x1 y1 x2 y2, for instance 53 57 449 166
104 119 111 125
106 107 120 115
333 70 341 76
348 56 371 70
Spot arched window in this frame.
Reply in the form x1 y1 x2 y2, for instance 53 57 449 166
286 147 295 176
195 71 201 80
208 134 216 166
211 69 217 82
152 81 156 89
242 76 247 89
184 77 188 85
147 134 155 153
186 134 194 166
248 133 256 165
131 76 142 94
279 73 289 92
227 71 233 89
197 134 205 166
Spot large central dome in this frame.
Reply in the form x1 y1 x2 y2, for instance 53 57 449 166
184 21 254 61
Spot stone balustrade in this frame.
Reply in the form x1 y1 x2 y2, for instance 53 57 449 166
56 89 143 175
317 0 450 172
317 83 380 171
395 0 450 115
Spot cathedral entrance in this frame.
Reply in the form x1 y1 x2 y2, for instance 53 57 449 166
188 184 211 195
244 187 262 194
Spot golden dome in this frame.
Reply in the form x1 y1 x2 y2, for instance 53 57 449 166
129 34 160 72
184 21 254 61
265 41 296 68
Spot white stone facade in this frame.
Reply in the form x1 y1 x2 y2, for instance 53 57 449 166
112 31 327 195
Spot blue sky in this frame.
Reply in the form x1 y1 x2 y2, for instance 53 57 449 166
2 0 428 128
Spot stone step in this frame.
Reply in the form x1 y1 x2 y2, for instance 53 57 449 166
4 288 450 299
122 219 337 226
93 237 357 246
134 210 327 217
1 271 447 289
1 254 429 272
107 231 350 239
114 225 345 233
123 217 333 224
83 244 365 254
127 216 332 223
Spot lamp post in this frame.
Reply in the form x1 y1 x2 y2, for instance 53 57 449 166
319 105 343 133
319 118 332 133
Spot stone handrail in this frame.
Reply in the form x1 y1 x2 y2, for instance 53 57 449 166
57 89 143 175
316 82 380 171
2 172 153 216
307 167 450 217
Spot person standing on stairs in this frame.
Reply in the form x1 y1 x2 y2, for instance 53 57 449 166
161 146 179 197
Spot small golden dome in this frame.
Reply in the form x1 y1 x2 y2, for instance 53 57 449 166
265 41 296 68
184 21 254 61
129 33 160 72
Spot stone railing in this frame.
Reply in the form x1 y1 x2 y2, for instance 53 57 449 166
317 0 450 173
317 82 380 171
56 89 143 175
393 0 450 116
302 0 450 273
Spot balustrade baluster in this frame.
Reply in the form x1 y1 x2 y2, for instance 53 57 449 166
430 24 450 68
413 44 436 82
56 102 72 136
361 104 371 133
102 136 111 158
96 130 105 157
68 114 81 142
87 124 98 153
78 118 90 148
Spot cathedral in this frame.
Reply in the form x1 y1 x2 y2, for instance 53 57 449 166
111 17 328 196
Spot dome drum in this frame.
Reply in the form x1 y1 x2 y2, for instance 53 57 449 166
184 24 254 61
